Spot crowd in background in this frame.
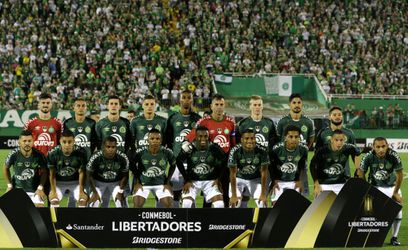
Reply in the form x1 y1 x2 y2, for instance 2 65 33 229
0 0 407 111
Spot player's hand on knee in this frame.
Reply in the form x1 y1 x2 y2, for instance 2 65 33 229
164 184 173 194
392 192 402 204
183 181 193 193
78 191 88 203
89 192 101 203
229 195 239 208
115 192 124 202
133 183 143 193
314 184 322 198
36 189 47 201
295 181 303 194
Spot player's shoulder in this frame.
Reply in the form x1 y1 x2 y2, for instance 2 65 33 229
7 148 20 158
301 114 314 123
197 115 212 125
32 147 46 158
89 150 103 162
230 144 242 154
117 150 129 159
386 149 401 162
272 142 285 151
85 117 97 125
73 146 87 157
224 114 236 123
209 142 223 153
63 117 74 124
255 145 268 153
277 115 291 124
237 116 251 126
154 114 167 122
161 146 174 155
25 116 39 126
48 145 62 155
119 117 130 124
136 146 148 154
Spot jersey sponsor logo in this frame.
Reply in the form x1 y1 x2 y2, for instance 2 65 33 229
15 168 35 181
102 170 118 180
374 170 390 181
59 166 76 177
175 129 191 142
75 134 91 147
143 166 165 178
280 162 297 174
255 134 268 147
34 133 55 147
213 135 229 148
138 133 150 146
240 165 256 175
193 163 214 175
111 134 125 147
301 125 308 133
323 164 344 176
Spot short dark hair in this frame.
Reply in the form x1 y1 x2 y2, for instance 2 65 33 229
108 95 121 104
144 94 156 101
148 128 161 135
212 94 224 102
103 136 117 145
20 130 33 138
332 129 344 136
74 97 86 103
61 129 75 138
241 128 255 135
127 110 136 115
284 124 301 136
289 93 302 102
39 93 52 100
373 137 388 145
181 89 192 95
329 106 342 114
196 126 209 133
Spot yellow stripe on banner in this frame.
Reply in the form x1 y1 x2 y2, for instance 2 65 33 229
0 210 23 248
285 191 337 248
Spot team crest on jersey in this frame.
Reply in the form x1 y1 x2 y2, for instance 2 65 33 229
217 128 222 134
183 121 189 127
288 155 293 162
155 125 161 131
301 125 308 133
159 159 166 166
224 128 230 135
151 159 157 165
77 127 83 133
119 126 126 133
85 126 91 133
262 126 269 133
200 156 206 162
147 125 153 131
253 157 260 165
49 126 55 133
112 126 117 133
255 126 261 132
42 126 48 132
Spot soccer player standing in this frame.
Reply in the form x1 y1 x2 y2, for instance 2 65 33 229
277 93 314 197
24 92 63 156
357 137 403 246
63 98 97 160
3 131 48 207
47 130 88 207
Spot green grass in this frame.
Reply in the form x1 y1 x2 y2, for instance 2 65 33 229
0 150 407 249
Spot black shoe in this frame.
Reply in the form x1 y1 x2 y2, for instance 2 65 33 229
390 237 400 246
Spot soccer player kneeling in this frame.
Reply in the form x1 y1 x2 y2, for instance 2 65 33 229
357 137 403 246
177 126 226 208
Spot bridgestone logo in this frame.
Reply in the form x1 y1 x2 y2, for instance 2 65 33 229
34 133 54 146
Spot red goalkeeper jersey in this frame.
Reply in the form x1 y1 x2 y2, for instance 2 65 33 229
24 117 63 156
187 115 236 153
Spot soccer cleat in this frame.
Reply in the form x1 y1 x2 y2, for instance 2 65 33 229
390 237 400 246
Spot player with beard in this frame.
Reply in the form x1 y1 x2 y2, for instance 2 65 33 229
277 93 314 197
87 136 129 208
176 126 225 208
186 94 236 207
311 130 361 197
270 125 308 205
63 98 97 160
24 92 63 156
47 130 88 207
3 131 48 207
95 95 132 153
130 129 176 208
229 129 270 208
357 137 403 246
166 90 201 207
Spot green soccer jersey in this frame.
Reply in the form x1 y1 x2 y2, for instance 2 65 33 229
86 151 129 182
277 114 314 145
95 117 132 152
47 146 87 182
64 117 97 160
5 148 47 192
360 149 403 187
315 126 356 151
130 114 167 148
132 146 176 186
237 116 278 149
177 143 225 181
311 144 361 184
166 111 201 157
270 142 308 181
228 145 270 180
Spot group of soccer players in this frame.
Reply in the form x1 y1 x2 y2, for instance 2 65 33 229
2 91 404 245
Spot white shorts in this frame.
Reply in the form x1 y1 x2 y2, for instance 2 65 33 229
377 186 402 199
271 181 299 202
170 166 184 191
90 180 124 208
182 180 222 202
134 185 173 200
320 183 344 195
26 192 44 205
229 178 262 200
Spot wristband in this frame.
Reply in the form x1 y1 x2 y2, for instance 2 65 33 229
118 189 124 194
7 183 12 188
37 185 44 191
